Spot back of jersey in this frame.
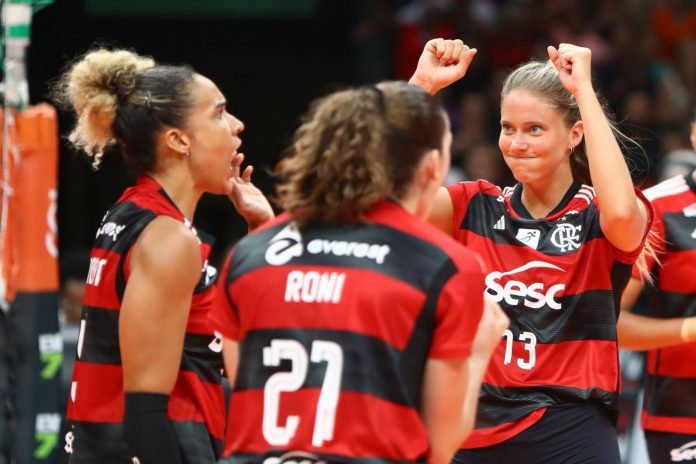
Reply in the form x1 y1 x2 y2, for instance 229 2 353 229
212 201 483 464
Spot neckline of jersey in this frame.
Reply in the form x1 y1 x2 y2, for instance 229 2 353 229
510 181 582 220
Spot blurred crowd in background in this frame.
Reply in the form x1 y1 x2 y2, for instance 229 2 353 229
350 0 696 187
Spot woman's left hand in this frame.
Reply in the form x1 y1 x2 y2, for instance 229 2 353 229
228 153 274 230
547 43 593 96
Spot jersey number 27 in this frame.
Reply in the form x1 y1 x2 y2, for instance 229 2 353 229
262 339 343 447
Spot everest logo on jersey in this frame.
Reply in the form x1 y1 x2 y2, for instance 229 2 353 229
265 224 305 265
515 228 541 249
263 451 327 464
265 224 391 266
485 261 566 310
670 440 696 461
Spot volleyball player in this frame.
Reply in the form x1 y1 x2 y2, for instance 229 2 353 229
54 48 273 463
211 82 508 464
410 40 653 463
618 110 696 464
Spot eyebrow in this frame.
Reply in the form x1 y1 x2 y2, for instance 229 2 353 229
214 100 226 110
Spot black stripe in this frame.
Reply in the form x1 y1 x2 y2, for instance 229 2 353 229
475 383 616 429
648 289 696 319
79 306 121 365
234 329 419 407
67 420 222 463
67 420 130 463
79 307 222 384
180 333 223 384
400 259 458 406
664 212 696 252
461 191 604 256
171 420 223 463
501 290 618 343
228 221 453 292
645 375 696 418
220 451 426 464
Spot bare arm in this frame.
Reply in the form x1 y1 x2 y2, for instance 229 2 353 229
120 216 201 393
427 187 456 235
618 277 696 350
548 44 648 252
222 337 240 386
422 300 508 464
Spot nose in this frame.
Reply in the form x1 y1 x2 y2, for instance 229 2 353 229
228 113 245 135
509 133 528 151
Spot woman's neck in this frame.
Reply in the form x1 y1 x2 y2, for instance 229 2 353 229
148 171 201 221
520 171 575 219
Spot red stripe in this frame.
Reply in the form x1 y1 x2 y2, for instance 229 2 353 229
462 408 546 448
67 363 225 439
659 250 696 293
642 409 696 435
229 267 426 350
225 389 429 461
83 249 122 310
484 339 619 392
169 371 225 440
647 344 696 377
67 361 124 423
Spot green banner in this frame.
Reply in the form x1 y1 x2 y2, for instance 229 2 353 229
85 0 318 17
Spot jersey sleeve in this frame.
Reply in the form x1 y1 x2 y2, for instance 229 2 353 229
428 250 486 359
445 182 474 233
209 250 242 341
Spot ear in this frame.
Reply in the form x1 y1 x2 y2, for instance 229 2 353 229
569 120 584 148
163 127 191 155
421 149 442 182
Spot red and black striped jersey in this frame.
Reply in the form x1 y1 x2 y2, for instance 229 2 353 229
446 180 652 448
633 172 696 435
64 176 224 463
210 200 485 464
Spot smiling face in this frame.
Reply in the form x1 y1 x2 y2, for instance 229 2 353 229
499 88 580 186
184 74 244 195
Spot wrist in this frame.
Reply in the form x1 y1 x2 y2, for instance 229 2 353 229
408 75 438 95
572 82 596 101
681 318 696 343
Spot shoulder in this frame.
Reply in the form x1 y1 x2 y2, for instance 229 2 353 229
446 179 503 200
643 175 690 203
131 216 201 284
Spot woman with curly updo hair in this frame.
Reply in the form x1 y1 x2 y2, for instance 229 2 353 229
53 48 273 463
211 81 508 464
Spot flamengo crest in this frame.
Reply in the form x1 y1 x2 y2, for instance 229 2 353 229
550 223 582 252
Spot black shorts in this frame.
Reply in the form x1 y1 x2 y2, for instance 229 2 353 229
645 430 696 464
452 403 621 464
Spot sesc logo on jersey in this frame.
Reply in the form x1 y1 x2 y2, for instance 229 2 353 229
485 261 566 310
